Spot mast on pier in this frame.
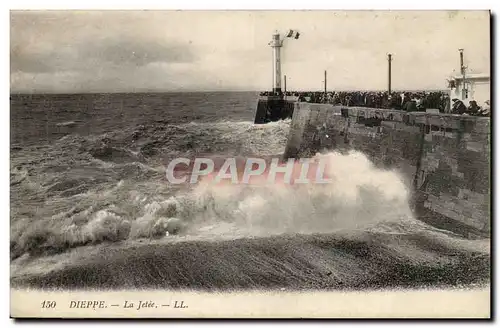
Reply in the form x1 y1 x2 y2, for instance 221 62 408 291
459 48 468 100
387 54 392 94
324 70 327 97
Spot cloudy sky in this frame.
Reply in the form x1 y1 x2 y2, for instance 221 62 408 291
10 10 490 93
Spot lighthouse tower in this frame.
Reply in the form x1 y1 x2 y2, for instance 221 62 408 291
270 31 283 94
254 30 299 124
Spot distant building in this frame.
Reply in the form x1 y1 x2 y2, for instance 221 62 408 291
448 73 490 107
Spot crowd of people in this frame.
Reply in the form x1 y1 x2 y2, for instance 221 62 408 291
259 90 490 117
450 99 490 117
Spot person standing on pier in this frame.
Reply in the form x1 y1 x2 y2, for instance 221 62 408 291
467 100 481 115
451 98 467 114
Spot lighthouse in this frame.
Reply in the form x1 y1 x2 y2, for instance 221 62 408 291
270 31 283 94
254 29 300 124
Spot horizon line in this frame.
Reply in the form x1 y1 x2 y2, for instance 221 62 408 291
10 88 450 95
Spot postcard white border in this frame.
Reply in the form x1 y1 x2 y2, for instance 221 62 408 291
10 288 491 318
4 0 498 326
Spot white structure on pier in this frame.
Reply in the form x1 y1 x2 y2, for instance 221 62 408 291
270 32 283 93
449 73 490 106
269 29 300 94
447 49 490 108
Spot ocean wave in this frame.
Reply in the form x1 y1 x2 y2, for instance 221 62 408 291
11 228 490 290
10 94 490 290
11 150 424 259
55 121 78 127
10 119 485 271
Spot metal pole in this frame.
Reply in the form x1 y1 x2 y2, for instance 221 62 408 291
284 75 287 99
324 70 327 95
459 49 466 100
388 54 392 94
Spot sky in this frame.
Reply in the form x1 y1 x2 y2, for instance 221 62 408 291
10 10 490 93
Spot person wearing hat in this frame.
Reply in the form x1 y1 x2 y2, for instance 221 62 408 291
477 100 490 117
451 98 467 115
468 100 481 116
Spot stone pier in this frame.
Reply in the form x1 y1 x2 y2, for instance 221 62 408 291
283 103 491 235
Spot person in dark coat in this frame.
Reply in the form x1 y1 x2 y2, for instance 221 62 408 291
404 99 418 112
468 100 481 116
477 100 490 117
451 98 467 114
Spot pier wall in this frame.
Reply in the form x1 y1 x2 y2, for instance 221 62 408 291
283 103 491 234
254 98 295 123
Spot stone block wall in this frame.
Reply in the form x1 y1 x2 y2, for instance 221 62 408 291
283 103 491 233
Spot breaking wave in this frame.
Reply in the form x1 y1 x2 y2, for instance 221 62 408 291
10 93 490 290
11 144 425 259
10 119 292 258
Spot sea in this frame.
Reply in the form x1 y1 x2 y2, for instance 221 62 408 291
10 92 490 290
